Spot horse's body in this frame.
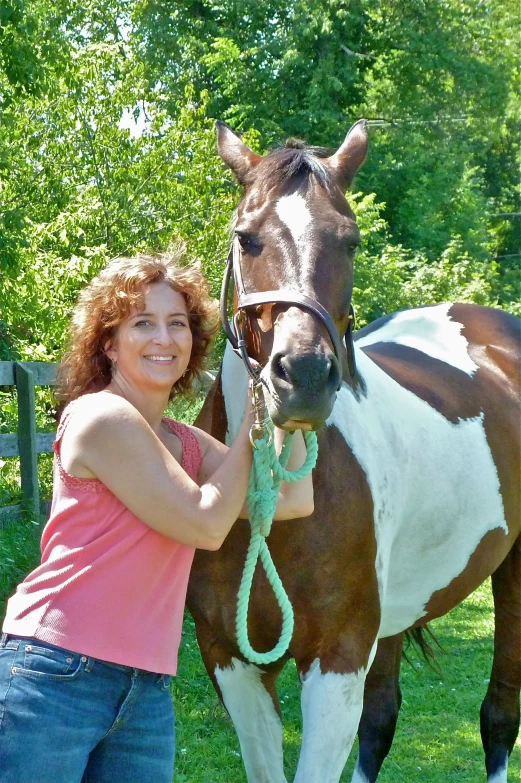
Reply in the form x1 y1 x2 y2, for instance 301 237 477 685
188 122 521 782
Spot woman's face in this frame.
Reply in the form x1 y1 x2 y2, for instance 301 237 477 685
106 282 193 394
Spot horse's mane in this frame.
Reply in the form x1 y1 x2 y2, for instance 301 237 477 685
246 139 334 191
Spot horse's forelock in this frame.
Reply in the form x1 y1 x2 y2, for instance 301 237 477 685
244 143 334 191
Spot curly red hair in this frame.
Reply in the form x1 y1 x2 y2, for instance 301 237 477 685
55 250 219 406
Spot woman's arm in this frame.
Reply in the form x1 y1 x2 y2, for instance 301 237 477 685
195 427 314 520
61 394 254 550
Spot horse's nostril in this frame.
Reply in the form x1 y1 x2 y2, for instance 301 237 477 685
272 352 290 383
328 354 341 390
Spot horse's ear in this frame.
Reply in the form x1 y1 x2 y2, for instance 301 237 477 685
327 120 368 191
216 121 262 185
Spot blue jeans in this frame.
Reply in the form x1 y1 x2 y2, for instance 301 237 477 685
0 634 175 783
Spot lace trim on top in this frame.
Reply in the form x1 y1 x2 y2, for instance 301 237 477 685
53 399 105 494
162 418 203 479
53 399 203 493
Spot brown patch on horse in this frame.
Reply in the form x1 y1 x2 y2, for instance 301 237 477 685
451 305 521 536
421 526 516 623
284 424 380 674
362 342 481 423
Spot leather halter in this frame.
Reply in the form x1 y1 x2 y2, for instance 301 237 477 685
220 235 356 387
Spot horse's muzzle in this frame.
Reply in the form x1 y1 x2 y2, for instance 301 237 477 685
266 350 340 429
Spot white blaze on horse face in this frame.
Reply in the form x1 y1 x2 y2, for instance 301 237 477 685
276 192 313 246
215 658 287 783
294 658 366 783
355 303 479 375
328 313 507 636
275 192 318 289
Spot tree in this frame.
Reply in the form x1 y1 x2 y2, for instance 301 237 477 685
0 0 518 369
133 0 520 292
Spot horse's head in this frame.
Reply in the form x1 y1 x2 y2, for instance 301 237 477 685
218 121 368 430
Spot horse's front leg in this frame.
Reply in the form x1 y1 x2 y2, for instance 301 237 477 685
294 638 378 783
215 657 288 783
194 616 288 783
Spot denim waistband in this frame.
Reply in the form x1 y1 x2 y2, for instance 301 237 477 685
0 633 154 676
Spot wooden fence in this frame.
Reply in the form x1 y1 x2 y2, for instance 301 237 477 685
0 362 217 526
0 361 58 525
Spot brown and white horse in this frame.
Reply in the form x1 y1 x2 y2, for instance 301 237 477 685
188 121 521 782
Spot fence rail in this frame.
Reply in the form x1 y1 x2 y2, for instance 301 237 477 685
0 362 217 526
0 361 58 525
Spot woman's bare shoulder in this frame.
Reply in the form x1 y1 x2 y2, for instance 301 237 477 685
66 392 146 440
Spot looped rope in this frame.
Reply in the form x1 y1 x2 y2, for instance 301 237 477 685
236 426 318 664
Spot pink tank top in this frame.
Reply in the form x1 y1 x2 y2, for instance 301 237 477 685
2 396 202 675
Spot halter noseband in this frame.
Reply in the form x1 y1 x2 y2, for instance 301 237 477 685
220 235 356 387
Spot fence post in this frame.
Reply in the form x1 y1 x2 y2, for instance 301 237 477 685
15 362 40 516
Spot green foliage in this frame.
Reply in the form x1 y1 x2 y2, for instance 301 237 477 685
351 193 500 325
134 0 520 270
0 514 45 619
0 0 69 103
0 0 518 373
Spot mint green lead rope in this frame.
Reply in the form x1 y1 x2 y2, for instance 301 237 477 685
236 385 318 665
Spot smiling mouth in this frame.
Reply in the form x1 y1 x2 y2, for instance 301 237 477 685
144 356 175 363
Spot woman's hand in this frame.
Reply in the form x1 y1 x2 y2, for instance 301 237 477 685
272 427 314 520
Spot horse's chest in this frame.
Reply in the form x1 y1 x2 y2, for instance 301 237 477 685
328 356 507 637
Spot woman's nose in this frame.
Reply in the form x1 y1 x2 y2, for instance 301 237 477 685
152 325 173 345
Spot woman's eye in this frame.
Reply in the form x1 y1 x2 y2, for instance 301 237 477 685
134 320 151 327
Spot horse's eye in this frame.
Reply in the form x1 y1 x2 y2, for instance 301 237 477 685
236 232 261 255
348 242 361 255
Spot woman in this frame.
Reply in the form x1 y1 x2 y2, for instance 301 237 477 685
0 251 314 783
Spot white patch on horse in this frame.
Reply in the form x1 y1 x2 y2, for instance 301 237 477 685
355 304 479 376
487 761 508 783
276 192 312 246
215 658 287 783
328 347 507 637
222 343 249 445
351 762 371 783
294 658 366 782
